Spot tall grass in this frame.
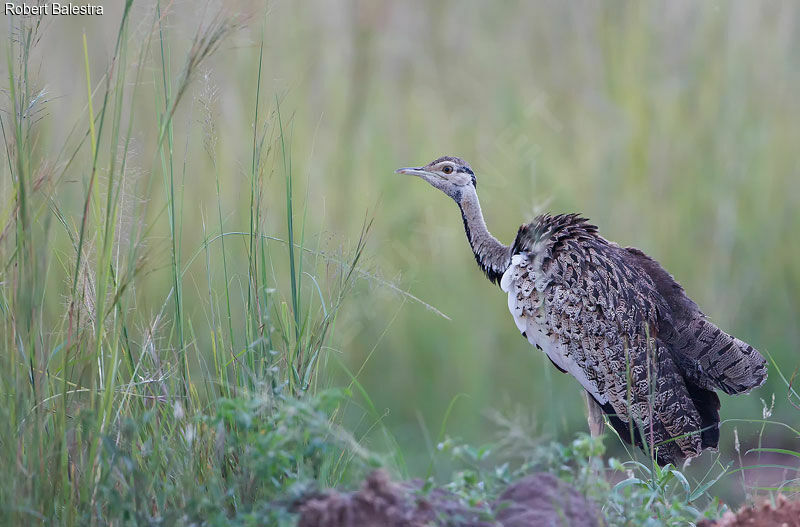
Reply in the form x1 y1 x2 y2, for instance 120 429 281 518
0 5 380 524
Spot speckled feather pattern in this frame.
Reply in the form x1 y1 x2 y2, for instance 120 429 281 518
500 214 768 465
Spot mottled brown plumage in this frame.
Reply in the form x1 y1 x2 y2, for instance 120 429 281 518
505 214 766 464
397 156 768 465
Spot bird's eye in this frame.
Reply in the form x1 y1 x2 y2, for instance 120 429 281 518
442 166 453 174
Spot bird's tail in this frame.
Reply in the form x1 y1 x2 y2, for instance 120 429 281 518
674 318 768 395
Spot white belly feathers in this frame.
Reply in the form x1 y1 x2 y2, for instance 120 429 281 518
501 253 607 404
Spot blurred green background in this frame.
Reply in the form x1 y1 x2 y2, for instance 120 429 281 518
4 0 799 500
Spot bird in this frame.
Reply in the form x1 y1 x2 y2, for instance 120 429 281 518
396 155 768 466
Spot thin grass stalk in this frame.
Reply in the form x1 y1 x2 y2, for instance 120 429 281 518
106 0 137 376
275 99 303 396
5 14 38 423
201 214 229 398
246 36 265 384
78 2 134 512
80 31 111 520
4 16 34 520
253 114 274 381
155 1 187 397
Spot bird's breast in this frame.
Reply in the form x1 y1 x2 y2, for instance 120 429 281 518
502 252 607 404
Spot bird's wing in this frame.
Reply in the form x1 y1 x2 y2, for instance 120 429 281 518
623 247 767 395
500 215 705 464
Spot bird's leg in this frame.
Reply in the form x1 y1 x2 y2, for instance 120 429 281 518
585 392 606 478
585 391 605 438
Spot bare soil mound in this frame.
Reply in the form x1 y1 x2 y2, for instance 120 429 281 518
296 470 604 527
697 494 800 527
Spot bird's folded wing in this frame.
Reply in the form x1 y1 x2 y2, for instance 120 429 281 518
623 247 768 394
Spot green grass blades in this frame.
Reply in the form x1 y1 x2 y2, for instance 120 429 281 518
0 5 379 524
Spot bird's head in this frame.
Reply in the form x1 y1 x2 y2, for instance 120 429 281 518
395 155 476 203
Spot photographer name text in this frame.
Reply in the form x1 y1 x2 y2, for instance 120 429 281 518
5 2 104 15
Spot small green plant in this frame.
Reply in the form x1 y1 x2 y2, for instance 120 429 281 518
429 431 733 526
604 457 729 526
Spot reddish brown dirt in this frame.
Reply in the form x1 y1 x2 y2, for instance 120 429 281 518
494 473 604 527
295 470 604 527
697 494 800 527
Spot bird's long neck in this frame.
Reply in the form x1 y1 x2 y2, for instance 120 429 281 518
457 187 511 284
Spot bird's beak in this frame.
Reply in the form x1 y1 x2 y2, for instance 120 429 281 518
395 166 431 177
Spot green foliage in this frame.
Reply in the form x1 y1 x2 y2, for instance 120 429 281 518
85 390 374 526
604 458 725 526
432 432 733 526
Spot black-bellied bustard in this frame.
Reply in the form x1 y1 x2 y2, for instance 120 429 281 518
397 155 767 465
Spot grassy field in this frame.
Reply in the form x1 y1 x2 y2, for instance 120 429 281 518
1 1 799 524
